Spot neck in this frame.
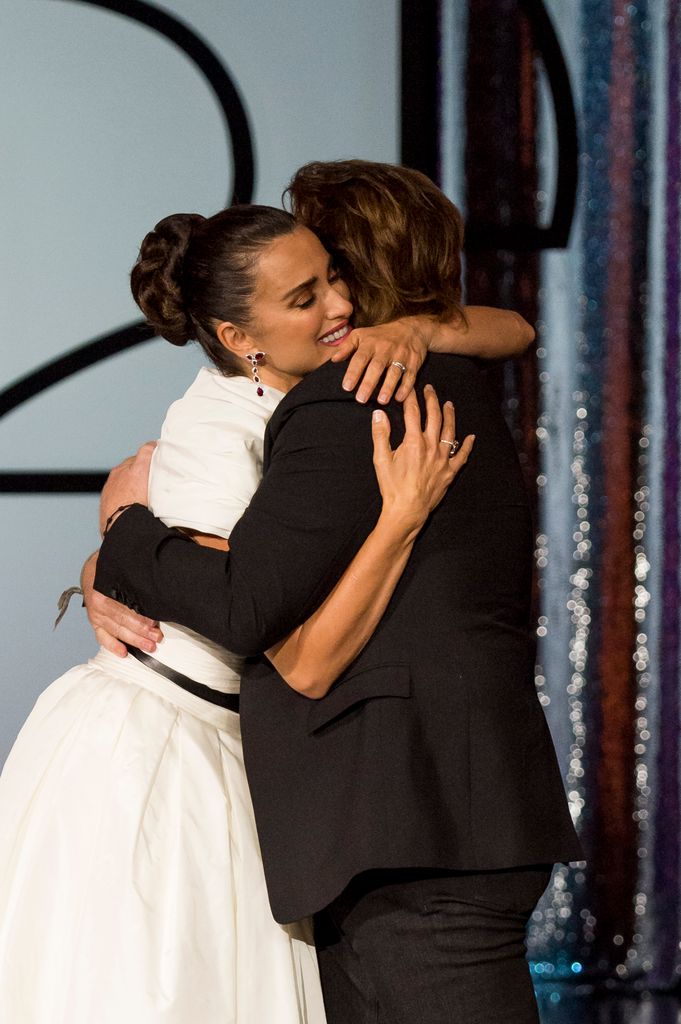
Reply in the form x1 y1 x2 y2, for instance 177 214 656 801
258 366 303 394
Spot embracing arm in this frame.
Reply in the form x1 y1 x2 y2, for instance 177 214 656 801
166 516 426 698
428 306 535 359
266 392 473 696
94 379 473 674
94 381 399 658
180 391 472 696
267 512 420 697
333 306 534 404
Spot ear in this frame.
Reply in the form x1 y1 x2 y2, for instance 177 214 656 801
215 320 256 358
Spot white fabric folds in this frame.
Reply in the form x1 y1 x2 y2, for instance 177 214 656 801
0 651 325 1023
0 369 326 1022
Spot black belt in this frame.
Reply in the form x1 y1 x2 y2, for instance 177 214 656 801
128 647 240 713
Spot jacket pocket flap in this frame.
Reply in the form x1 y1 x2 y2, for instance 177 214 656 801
308 665 411 734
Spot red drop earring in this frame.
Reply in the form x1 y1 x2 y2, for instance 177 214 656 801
246 352 265 396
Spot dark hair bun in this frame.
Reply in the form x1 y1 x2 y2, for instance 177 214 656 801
131 213 205 345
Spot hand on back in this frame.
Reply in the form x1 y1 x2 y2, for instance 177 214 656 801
331 318 429 405
81 441 162 657
371 387 475 533
98 441 156 536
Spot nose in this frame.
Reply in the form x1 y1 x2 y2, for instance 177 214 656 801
326 279 353 322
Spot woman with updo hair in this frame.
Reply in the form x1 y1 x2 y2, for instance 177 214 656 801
0 171 531 1023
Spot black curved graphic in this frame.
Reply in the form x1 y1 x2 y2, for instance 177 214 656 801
1 0 255 490
67 0 255 207
402 0 578 251
465 0 578 251
0 472 108 493
0 321 155 420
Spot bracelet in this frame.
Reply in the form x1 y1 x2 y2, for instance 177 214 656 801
103 503 136 536
54 586 84 629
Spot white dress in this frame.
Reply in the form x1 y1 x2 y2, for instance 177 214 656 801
0 369 327 1024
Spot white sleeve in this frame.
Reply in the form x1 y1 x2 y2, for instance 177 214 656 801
148 393 263 540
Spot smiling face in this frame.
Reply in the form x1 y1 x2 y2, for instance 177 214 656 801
216 225 353 393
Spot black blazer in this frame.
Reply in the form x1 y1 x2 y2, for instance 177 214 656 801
96 355 582 923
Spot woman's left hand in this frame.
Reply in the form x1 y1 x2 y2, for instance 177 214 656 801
372 386 475 531
331 317 432 405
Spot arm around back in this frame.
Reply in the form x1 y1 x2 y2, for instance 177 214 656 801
94 391 382 657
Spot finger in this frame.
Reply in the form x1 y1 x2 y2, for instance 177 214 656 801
342 349 371 392
115 624 160 652
90 595 162 641
401 390 422 438
355 357 391 404
377 363 407 405
95 627 129 659
112 605 163 644
95 615 160 652
330 334 359 363
87 589 155 626
423 385 442 446
449 434 476 474
117 609 163 643
395 348 424 401
135 441 157 463
395 350 422 402
395 367 418 402
371 409 393 467
439 402 456 456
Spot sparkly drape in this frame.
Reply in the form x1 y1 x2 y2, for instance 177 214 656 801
457 0 681 992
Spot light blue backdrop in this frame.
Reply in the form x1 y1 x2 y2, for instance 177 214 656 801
0 0 399 765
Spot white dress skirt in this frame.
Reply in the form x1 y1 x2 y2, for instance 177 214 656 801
0 370 327 1023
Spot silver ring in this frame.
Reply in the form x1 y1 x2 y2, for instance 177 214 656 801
391 360 407 374
440 438 460 458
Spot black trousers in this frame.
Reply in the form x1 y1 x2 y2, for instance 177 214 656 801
313 865 552 1024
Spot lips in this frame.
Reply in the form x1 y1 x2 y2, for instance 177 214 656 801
318 322 352 346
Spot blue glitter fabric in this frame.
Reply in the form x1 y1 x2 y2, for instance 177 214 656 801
444 0 681 995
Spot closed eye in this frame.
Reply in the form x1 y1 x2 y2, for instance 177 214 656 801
294 262 340 309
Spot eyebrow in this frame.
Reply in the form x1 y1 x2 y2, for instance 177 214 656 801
281 256 335 302
282 275 317 301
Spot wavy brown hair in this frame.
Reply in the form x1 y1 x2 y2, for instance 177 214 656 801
286 159 465 328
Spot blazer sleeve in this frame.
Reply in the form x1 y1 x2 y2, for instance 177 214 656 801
94 395 382 657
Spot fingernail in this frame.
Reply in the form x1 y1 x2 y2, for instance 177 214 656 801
378 395 388 404
342 381 353 391
424 384 433 392
373 410 383 422
143 640 157 653
445 401 453 409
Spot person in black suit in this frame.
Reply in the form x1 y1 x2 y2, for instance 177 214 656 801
91 161 582 1023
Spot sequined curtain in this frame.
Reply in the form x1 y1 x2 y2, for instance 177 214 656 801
452 0 681 993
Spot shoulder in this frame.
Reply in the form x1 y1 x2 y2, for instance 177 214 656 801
267 361 360 437
418 352 486 393
151 367 271 497
160 367 277 448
